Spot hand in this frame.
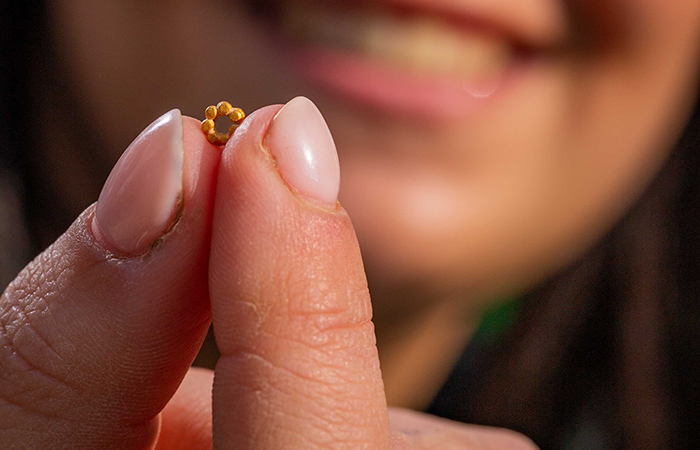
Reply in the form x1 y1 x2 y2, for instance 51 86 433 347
1 98 537 449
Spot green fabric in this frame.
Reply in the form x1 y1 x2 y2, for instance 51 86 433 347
471 298 522 343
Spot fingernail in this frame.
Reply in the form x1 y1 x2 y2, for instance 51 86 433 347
92 109 184 255
265 97 340 206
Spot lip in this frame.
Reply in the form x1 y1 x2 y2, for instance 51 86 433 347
358 0 567 49
287 46 525 118
250 0 564 118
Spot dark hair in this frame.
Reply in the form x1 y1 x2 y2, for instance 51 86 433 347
3 2 700 450
430 99 700 449
1 0 108 287
0 0 43 286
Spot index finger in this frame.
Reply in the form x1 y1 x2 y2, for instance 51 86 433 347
209 98 392 449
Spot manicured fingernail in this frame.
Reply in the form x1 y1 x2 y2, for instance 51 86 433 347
265 97 340 206
92 109 184 255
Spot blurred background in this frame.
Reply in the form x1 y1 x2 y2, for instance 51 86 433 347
3 0 700 449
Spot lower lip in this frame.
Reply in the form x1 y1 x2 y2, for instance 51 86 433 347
280 43 524 119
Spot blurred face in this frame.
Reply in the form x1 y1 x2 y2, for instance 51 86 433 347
53 0 700 300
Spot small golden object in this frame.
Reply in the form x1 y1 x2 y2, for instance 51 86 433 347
201 102 246 146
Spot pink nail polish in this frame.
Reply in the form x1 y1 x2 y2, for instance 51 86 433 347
92 109 184 255
265 97 340 206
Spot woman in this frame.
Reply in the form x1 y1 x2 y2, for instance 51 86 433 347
2 0 700 448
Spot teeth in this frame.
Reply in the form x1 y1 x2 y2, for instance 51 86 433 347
281 2 512 79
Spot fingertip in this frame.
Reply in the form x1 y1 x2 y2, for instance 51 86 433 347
219 104 284 167
92 109 184 256
182 115 222 200
265 97 341 206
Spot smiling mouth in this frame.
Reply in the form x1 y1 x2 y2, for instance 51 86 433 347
248 0 553 116
285 1 513 80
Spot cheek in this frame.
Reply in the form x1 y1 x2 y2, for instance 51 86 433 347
337 1 700 296
545 0 700 259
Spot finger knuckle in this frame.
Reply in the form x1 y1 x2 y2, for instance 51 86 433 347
0 272 79 424
217 350 381 447
281 268 373 334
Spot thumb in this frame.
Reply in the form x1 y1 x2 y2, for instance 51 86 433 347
1 111 217 449
209 97 392 449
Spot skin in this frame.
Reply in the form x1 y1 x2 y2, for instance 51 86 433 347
2 0 700 447
1 112 535 449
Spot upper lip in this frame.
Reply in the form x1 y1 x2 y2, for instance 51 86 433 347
358 0 568 49
253 0 569 51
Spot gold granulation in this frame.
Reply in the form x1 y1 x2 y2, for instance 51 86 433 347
201 119 216 134
229 107 245 123
217 101 233 116
205 106 218 120
200 102 246 146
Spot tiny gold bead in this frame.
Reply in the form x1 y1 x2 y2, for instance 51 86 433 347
205 106 218 120
207 132 220 144
217 101 233 116
229 108 245 123
201 119 216 134
202 102 245 146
